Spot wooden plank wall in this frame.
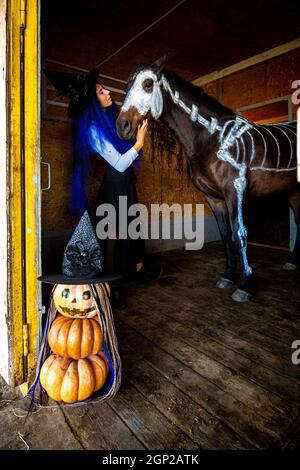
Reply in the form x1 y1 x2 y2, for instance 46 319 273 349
41 119 203 231
41 48 300 231
221 48 300 116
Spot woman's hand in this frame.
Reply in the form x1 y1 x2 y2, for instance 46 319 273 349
134 119 148 152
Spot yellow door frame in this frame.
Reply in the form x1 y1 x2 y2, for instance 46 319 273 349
7 0 41 389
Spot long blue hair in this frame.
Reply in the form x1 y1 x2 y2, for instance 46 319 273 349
72 97 139 215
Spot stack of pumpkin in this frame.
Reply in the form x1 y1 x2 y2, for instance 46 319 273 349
40 284 109 404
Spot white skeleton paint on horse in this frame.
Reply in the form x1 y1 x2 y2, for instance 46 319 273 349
117 57 299 302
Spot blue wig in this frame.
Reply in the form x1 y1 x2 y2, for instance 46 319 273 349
72 97 140 215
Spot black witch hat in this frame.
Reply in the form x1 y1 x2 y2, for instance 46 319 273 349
44 68 99 118
38 211 120 284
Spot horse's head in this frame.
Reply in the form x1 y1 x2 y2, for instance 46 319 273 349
117 56 166 140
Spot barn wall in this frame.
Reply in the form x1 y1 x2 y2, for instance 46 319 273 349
220 48 300 116
41 119 208 231
41 47 300 255
41 117 216 256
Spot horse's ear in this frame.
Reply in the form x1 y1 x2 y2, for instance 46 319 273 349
152 55 166 76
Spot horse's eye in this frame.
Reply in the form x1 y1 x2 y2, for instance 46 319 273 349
143 79 154 92
82 290 91 300
62 289 70 299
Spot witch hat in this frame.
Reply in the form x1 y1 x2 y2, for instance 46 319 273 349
44 68 99 118
38 211 121 284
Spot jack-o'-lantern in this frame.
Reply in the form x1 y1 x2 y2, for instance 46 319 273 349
53 283 111 318
40 353 109 403
48 315 102 359
53 284 97 318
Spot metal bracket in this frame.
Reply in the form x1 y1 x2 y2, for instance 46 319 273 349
41 161 51 191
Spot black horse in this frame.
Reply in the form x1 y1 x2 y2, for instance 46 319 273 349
117 57 299 302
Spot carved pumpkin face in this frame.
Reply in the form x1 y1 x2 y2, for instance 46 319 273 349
53 284 97 318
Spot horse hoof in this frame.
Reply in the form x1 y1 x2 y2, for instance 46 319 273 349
232 289 252 302
216 277 234 289
282 262 298 271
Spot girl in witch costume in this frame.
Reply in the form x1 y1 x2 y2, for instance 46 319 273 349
44 68 162 309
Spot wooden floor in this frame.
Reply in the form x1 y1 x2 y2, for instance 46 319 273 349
1 241 300 449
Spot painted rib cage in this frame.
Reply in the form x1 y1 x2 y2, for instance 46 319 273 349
222 118 297 173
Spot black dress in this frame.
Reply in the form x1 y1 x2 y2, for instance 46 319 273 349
96 163 146 277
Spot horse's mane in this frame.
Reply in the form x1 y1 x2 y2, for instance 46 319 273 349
164 69 235 117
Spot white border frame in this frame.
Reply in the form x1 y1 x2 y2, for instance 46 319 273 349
0 0 10 383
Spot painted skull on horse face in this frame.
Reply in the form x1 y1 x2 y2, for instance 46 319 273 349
117 57 166 140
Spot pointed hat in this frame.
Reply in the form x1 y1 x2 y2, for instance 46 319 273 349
38 211 121 284
43 68 99 118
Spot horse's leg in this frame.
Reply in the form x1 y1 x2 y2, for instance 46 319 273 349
224 178 253 302
205 196 237 288
283 189 300 270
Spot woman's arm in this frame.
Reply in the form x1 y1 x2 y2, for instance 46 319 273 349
89 120 148 173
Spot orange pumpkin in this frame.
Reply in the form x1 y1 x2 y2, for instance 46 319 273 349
48 315 102 359
40 353 109 403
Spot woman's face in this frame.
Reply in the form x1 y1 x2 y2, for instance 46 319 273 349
96 83 112 108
